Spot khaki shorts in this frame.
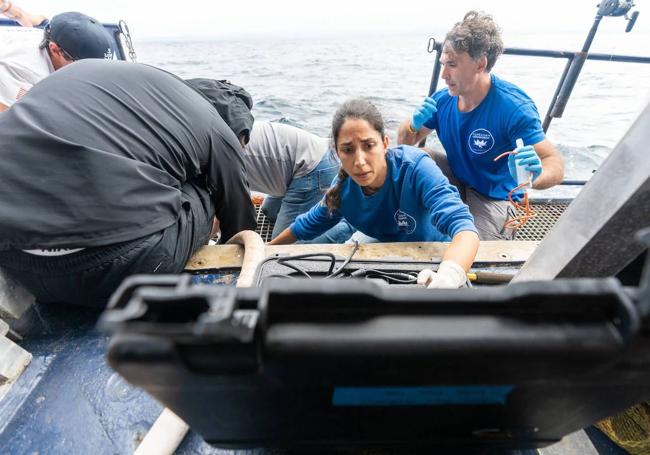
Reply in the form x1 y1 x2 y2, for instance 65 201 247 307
427 149 516 241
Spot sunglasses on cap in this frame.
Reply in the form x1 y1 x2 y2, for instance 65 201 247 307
39 25 77 62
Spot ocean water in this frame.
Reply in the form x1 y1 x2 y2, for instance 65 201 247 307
134 32 650 197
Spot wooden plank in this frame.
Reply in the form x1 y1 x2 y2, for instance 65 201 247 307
0 335 32 402
185 245 243 269
539 430 599 454
133 408 190 455
185 240 538 271
0 268 35 319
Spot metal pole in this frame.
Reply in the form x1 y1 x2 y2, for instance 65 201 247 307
427 42 443 96
420 42 443 147
543 14 603 131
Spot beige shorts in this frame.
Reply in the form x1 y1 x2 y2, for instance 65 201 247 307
426 149 516 241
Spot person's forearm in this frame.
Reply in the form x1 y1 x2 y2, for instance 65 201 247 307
398 120 417 145
441 230 480 271
268 227 297 245
532 155 564 190
397 120 430 146
1 1 47 26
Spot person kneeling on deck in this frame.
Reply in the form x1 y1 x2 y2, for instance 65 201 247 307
268 98 479 289
0 60 256 307
398 11 564 240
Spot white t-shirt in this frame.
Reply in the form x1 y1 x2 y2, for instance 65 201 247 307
0 26 53 107
243 121 332 197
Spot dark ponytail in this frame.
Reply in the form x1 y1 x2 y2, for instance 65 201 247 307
324 166 349 214
325 98 385 214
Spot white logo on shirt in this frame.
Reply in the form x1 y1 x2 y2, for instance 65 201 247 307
468 129 495 154
394 209 416 234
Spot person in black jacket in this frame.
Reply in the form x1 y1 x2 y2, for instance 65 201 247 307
0 59 256 307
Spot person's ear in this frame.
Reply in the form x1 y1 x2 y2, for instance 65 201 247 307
476 55 488 73
383 135 389 150
47 42 65 69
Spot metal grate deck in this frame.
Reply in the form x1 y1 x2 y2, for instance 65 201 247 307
514 201 570 241
253 200 570 243
255 204 275 243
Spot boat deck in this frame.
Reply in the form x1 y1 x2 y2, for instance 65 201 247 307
253 200 572 243
3 198 629 455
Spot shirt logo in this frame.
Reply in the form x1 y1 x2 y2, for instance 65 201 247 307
394 209 416 234
104 47 115 60
468 129 495 154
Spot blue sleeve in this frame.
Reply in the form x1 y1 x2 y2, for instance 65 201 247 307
412 155 478 238
508 102 545 147
290 199 343 240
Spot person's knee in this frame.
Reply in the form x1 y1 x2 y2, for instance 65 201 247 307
468 198 515 240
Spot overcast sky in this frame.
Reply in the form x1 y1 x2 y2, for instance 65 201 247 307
9 0 650 41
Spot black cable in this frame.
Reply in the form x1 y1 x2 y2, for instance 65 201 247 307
350 268 419 284
325 241 360 279
261 243 427 286
276 253 337 275
260 252 339 284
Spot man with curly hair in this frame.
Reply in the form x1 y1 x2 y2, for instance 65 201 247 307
398 11 564 240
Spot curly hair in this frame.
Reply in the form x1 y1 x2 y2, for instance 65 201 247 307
324 98 385 214
444 10 504 72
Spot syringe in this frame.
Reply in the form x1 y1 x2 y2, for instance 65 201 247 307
514 138 533 188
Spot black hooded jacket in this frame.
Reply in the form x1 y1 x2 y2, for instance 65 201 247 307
185 78 255 145
0 60 256 249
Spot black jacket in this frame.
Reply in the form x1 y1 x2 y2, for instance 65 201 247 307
185 78 255 145
0 60 256 249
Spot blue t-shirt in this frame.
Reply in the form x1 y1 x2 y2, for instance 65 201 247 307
291 145 477 242
424 74 546 200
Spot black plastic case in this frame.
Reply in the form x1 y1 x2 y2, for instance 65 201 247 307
99 275 650 451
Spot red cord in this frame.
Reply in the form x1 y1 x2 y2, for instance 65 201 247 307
493 151 536 231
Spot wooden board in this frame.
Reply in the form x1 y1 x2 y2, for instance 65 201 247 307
185 240 539 270
0 268 35 319
0 334 32 401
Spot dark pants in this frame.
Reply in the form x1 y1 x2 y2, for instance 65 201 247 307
0 182 214 307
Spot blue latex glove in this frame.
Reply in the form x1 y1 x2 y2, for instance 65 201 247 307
411 96 437 131
507 145 542 183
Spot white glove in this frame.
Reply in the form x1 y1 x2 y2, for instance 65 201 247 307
417 260 467 289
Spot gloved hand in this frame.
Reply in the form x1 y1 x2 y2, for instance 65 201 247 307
417 260 467 289
507 145 542 183
411 96 437 131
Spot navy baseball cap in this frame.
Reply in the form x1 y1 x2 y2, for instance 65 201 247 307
46 12 115 61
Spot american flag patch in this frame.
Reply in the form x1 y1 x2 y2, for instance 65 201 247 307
16 87 27 100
